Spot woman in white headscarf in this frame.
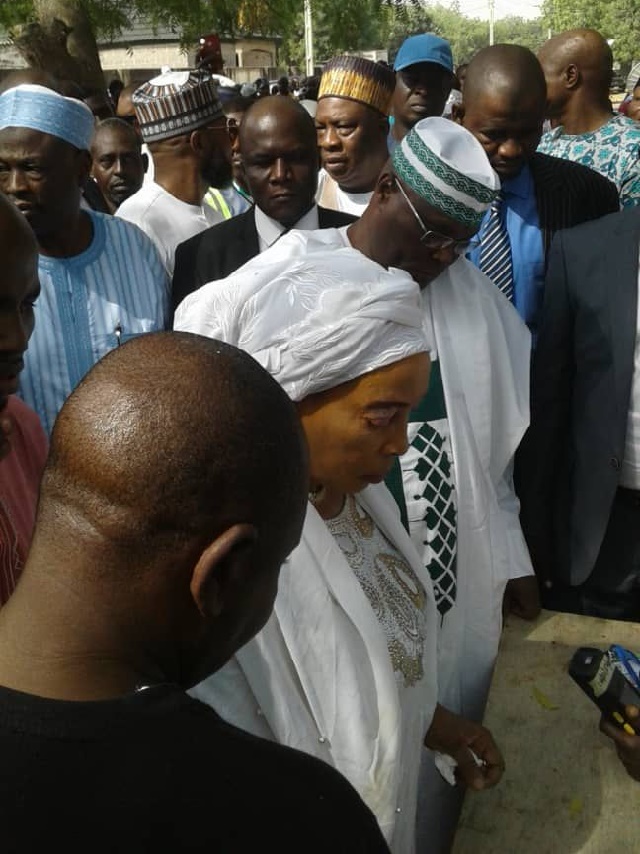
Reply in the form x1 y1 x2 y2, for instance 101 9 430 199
191 249 503 853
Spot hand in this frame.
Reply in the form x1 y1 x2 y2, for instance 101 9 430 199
0 409 12 461
600 706 640 782
503 576 541 621
425 704 505 791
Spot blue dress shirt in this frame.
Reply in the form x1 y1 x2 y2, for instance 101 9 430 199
468 163 545 341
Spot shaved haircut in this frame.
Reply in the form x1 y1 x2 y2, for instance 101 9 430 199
91 118 141 152
464 44 546 104
538 28 613 89
39 333 308 569
239 95 317 150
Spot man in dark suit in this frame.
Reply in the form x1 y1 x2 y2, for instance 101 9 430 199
520 206 640 620
455 44 619 341
172 96 354 312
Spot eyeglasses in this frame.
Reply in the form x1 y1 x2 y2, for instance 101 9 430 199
395 178 479 255
205 117 238 134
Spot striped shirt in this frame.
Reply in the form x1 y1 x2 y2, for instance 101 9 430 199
19 211 169 434
0 396 47 606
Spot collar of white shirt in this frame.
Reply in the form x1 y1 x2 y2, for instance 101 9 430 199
254 204 320 252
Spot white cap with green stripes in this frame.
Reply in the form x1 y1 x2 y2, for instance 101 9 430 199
392 117 500 230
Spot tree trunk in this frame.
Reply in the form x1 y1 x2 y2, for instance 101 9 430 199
11 0 104 91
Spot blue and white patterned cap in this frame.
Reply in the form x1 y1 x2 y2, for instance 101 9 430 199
392 117 499 229
0 84 95 151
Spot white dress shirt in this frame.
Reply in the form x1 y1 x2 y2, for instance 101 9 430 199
254 204 319 252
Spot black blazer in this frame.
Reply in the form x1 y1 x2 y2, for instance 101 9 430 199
172 205 356 312
529 152 619 266
519 207 640 587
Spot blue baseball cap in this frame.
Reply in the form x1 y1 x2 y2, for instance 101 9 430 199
394 34 453 74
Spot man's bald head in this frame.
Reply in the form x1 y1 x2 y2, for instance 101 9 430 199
22 333 308 687
91 117 141 154
464 44 546 107
538 29 613 113
453 44 546 181
42 332 307 563
457 44 546 180
239 95 317 151
239 96 319 226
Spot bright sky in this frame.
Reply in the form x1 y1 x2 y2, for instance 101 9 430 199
457 0 542 20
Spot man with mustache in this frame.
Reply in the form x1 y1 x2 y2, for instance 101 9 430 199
171 96 354 311
389 33 454 150
117 70 231 276
315 55 395 216
90 118 145 214
0 84 169 435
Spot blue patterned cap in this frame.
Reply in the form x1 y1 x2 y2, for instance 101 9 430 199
0 84 95 151
392 117 499 229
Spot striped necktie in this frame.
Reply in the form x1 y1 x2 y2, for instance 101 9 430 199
479 194 514 302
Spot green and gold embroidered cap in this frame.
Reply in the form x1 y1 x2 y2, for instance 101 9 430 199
392 116 499 229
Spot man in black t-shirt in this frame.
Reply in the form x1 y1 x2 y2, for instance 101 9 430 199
0 332 389 853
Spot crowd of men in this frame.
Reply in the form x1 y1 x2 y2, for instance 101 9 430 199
1 23 640 852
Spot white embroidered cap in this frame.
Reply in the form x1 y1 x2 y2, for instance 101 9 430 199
392 116 500 229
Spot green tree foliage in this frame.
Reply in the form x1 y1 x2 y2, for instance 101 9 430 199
375 3 548 66
541 0 640 67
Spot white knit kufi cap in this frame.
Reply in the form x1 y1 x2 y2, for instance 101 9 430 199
217 248 429 402
392 116 499 229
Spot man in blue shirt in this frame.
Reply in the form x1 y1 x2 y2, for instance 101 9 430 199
456 44 619 340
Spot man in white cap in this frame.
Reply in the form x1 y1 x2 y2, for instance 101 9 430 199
176 117 533 850
116 70 232 275
0 84 169 434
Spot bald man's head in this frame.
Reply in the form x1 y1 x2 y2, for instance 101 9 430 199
33 332 308 682
239 96 319 225
464 44 546 106
43 332 307 558
0 193 40 428
457 44 546 179
538 29 613 116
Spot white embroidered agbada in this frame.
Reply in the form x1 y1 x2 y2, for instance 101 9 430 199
419 255 532 720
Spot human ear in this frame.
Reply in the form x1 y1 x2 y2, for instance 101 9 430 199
190 129 205 155
190 523 259 618
565 63 579 89
451 102 464 124
375 170 396 201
